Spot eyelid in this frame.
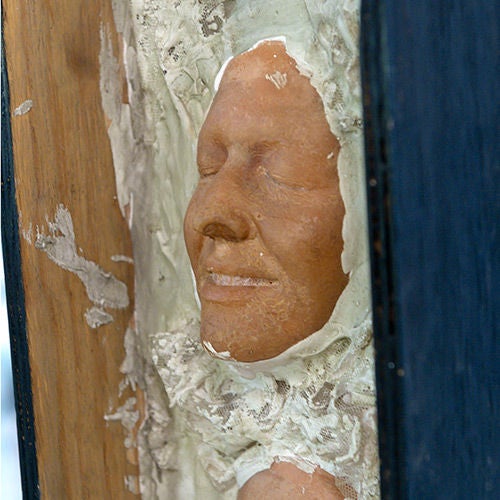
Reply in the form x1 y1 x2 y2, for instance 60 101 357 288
252 143 307 190
197 139 228 177
250 141 280 161
257 165 307 191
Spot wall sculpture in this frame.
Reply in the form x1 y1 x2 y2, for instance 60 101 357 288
100 1 379 498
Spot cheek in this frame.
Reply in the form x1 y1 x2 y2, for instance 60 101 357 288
183 199 202 266
264 198 343 268
309 196 345 259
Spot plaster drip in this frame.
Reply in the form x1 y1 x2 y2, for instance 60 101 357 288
19 213 33 244
125 475 141 495
265 71 287 89
202 340 233 360
85 306 114 328
112 254 134 264
105 397 140 436
34 204 129 328
119 326 144 395
14 99 33 116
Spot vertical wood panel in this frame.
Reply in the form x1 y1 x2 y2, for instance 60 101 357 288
2 42 40 499
3 1 138 498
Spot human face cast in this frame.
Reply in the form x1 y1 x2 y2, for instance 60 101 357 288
184 42 347 362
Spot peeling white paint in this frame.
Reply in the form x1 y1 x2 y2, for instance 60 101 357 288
14 99 33 116
33 204 129 327
202 340 233 360
265 71 287 89
105 397 139 435
214 56 234 91
119 327 143 394
111 254 134 264
124 476 140 495
85 306 114 329
21 220 34 244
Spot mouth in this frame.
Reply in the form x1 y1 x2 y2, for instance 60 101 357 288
207 272 277 287
199 270 278 303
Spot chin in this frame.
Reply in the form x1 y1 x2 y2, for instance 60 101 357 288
199 309 327 363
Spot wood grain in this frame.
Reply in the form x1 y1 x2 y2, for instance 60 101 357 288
3 1 139 497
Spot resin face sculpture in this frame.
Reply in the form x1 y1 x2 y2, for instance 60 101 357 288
184 42 348 362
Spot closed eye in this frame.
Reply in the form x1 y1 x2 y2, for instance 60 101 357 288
251 142 308 191
257 165 307 191
197 140 228 178
249 141 278 165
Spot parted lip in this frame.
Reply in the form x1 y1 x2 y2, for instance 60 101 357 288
198 268 279 303
196 261 279 304
205 271 277 287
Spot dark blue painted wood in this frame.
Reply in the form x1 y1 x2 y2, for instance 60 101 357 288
2 42 40 499
361 3 405 497
361 1 499 498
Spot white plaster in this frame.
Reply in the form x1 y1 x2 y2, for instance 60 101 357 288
265 71 287 89
20 218 33 244
85 306 114 329
13 99 33 116
214 56 233 91
124 476 140 495
100 1 378 498
111 254 134 264
202 340 233 360
33 205 129 328
104 397 139 435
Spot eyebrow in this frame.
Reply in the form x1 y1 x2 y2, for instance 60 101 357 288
250 140 281 156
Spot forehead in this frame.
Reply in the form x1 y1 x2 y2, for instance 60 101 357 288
218 42 320 107
221 42 296 84
201 42 332 144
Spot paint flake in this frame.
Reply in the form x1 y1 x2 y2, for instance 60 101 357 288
34 205 129 327
85 306 114 328
111 254 134 264
265 71 287 89
14 99 33 116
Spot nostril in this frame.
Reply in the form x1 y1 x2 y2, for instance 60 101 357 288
203 222 247 242
200 213 252 242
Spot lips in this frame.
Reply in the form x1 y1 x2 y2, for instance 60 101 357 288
207 272 276 287
198 268 279 303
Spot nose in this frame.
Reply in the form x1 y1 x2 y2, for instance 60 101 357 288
202 215 251 242
191 171 256 243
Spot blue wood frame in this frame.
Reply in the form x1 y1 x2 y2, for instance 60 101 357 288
1 42 40 499
361 1 499 498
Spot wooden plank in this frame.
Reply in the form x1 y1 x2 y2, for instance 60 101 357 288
3 1 138 498
361 1 499 498
2 43 40 499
